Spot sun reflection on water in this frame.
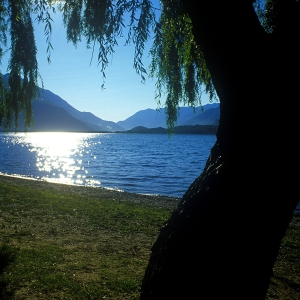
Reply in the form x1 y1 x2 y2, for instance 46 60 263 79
20 132 101 186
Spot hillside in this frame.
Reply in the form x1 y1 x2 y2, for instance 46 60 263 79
37 88 125 132
117 103 220 130
1 74 125 132
1 74 220 132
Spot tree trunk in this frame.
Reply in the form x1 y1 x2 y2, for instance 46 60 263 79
140 1 299 299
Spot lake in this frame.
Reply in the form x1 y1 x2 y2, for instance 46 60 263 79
0 132 216 197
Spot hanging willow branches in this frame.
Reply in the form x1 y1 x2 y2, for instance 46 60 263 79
0 0 39 129
0 0 218 130
149 0 216 128
1 0 296 131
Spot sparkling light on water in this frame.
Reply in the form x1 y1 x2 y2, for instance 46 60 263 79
7 132 101 186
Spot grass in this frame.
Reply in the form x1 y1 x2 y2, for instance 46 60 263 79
0 179 299 299
266 216 300 299
0 180 173 299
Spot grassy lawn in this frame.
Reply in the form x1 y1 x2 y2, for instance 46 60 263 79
0 180 173 299
0 178 299 299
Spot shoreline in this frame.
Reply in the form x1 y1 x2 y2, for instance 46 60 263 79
2 173 299 214
0 174 180 210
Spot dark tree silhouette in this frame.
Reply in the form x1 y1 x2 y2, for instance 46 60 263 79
140 1 300 299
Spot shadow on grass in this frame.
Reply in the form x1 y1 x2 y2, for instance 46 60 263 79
0 243 16 299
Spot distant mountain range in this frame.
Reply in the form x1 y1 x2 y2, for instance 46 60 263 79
117 104 220 130
1 74 125 132
1 73 220 132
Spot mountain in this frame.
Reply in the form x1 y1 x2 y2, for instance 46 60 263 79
36 88 125 132
117 109 167 130
1 74 125 132
1 73 219 132
24 101 95 132
117 103 220 130
181 106 220 126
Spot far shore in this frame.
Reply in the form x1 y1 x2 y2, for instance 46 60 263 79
0 124 218 135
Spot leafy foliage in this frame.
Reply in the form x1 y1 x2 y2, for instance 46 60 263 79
58 0 158 90
0 0 39 130
57 0 218 128
0 0 215 130
1 0 296 130
254 0 300 34
149 0 216 128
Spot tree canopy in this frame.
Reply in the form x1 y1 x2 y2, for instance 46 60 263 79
0 0 218 130
1 0 299 129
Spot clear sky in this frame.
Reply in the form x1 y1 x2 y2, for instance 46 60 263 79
0 1 213 123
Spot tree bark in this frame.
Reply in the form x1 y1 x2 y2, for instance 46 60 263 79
140 1 299 299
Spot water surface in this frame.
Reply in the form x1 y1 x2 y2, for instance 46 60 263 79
0 132 216 197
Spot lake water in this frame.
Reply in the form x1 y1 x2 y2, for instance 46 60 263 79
0 132 216 197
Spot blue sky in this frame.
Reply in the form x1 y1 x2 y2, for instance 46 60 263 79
0 1 213 123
